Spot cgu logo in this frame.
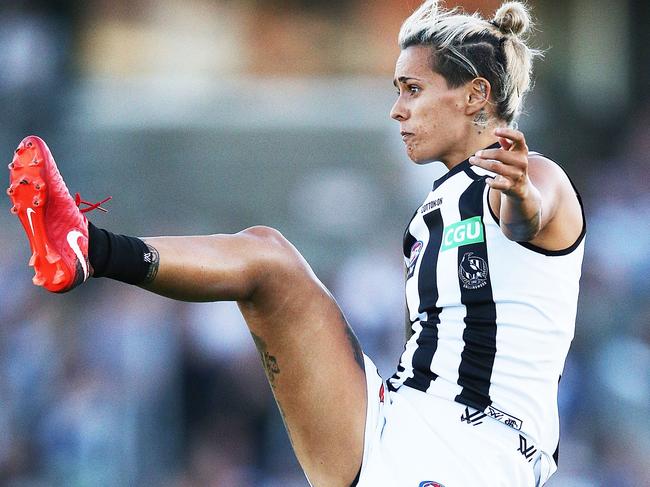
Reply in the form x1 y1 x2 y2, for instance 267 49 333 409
418 482 445 487
441 216 484 251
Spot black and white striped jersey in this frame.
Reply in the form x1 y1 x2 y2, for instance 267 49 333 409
389 147 586 460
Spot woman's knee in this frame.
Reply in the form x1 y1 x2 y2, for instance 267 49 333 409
239 226 291 249
236 226 311 287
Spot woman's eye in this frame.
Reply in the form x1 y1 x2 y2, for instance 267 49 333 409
395 85 420 96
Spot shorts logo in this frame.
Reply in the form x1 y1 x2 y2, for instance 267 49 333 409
406 241 424 279
418 482 445 487
459 252 488 289
460 406 486 426
441 216 484 251
486 405 523 430
517 434 538 462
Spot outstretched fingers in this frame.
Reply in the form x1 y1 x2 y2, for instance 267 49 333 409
495 127 529 153
469 128 531 197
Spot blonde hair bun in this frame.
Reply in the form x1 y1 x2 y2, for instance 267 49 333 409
493 2 531 36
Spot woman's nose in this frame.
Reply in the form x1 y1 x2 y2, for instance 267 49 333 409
390 97 408 121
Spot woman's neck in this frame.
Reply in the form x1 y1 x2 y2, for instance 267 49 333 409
440 127 503 171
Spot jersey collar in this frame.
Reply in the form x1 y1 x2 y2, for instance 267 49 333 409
433 142 500 190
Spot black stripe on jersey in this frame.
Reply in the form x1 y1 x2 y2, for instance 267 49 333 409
455 178 498 412
390 212 424 392
417 209 443 314
388 343 409 392
403 208 443 392
403 318 440 390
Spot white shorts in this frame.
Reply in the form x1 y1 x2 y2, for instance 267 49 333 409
355 355 555 487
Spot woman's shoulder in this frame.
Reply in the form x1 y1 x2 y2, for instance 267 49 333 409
527 152 577 191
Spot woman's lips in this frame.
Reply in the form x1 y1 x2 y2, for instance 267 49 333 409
401 131 414 142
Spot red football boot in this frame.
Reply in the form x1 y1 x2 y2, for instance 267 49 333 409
7 136 110 293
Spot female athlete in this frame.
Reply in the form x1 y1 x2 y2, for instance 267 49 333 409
7 1 585 486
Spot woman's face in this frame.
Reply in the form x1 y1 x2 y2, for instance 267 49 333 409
391 45 468 165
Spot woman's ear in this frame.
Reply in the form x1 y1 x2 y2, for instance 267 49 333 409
466 77 491 116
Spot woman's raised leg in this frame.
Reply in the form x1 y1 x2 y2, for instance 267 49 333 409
8 137 367 487
142 227 368 487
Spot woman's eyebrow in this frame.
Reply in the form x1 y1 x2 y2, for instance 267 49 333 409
394 76 423 86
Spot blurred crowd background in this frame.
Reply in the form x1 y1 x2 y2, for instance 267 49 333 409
0 0 648 486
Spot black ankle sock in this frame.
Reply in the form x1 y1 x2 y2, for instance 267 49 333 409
88 222 158 285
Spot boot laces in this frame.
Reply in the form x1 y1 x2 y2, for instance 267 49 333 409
74 193 112 213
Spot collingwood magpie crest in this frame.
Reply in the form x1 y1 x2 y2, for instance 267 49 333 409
459 252 488 289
